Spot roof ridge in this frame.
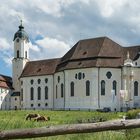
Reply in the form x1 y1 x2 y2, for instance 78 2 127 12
79 36 108 42
95 37 106 66
28 58 60 63
97 37 106 57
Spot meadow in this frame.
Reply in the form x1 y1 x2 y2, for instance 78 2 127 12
0 110 140 140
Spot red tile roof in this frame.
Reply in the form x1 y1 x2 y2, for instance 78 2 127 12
57 37 124 71
20 58 60 77
21 37 140 77
0 75 13 89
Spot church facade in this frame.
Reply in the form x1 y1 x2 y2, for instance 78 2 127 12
10 23 140 111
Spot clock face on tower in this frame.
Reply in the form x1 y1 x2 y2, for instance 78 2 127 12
16 39 19 43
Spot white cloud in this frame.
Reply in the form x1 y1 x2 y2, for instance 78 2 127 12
95 0 128 18
30 37 70 60
29 42 40 52
1 0 140 76
3 57 12 66
0 38 12 66
0 38 10 50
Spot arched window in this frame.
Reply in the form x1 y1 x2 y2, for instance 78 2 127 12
70 82 74 96
38 87 41 100
101 80 105 95
113 81 117 96
45 86 48 99
134 81 138 96
86 80 90 96
25 51 27 58
61 83 64 98
17 50 19 58
30 87 34 100
57 76 60 83
30 79 34 85
78 73 82 80
56 85 57 99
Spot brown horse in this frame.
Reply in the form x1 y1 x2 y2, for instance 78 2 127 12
34 116 50 122
26 113 40 120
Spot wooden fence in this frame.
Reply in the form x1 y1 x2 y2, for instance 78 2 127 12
0 119 140 139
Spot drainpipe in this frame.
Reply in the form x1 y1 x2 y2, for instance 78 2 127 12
120 67 123 111
63 70 66 109
53 74 54 110
98 68 100 108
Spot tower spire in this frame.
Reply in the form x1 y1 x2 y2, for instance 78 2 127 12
20 19 22 26
19 19 24 30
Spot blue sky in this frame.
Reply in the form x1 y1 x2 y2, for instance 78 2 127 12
1 0 140 77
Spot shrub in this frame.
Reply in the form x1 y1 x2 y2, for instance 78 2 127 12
126 109 140 119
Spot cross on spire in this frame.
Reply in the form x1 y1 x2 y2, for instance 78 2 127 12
20 19 23 26
19 19 24 30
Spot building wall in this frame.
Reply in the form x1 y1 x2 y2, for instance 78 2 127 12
19 67 123 111
64 68 99 110
131 67 140 108
0 88 11 110
99 68 122 111
11 96 20 110
21 75 53 109
17 67 140 111
54 72 64 109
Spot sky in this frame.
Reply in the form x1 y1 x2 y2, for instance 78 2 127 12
1 0 140 77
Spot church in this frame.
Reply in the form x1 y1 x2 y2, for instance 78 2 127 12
1 22 140 111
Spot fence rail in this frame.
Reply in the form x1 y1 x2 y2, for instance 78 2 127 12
0 119 140 139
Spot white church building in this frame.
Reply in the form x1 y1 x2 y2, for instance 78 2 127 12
2 23 140 111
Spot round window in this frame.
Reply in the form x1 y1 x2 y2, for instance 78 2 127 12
106 71 112 79
38 79 41 84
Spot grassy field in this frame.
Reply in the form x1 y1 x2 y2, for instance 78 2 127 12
0 110 140 140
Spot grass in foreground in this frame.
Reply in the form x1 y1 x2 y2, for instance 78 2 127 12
0 110 140 140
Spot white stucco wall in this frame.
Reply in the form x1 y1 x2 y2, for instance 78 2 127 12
14 65 140 111
64 68 99 110
131 67 140 108
11 96 20 110
99 68 122 111
21 75 54 110
0 88 11 110
54 72 64 109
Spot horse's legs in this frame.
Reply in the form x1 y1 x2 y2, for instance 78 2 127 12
26 116 29 120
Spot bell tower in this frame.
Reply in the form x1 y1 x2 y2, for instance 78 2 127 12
12 20 30 92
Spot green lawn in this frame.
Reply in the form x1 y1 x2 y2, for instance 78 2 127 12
0 110 140 140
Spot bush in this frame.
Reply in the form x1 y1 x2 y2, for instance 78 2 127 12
126 109 140 119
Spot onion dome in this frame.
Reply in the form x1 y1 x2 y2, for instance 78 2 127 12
13 21 29 42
